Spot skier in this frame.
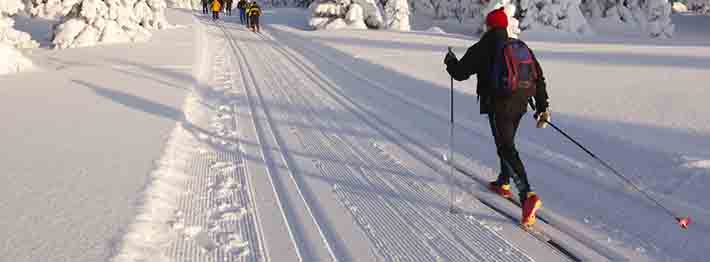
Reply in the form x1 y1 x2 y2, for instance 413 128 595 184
444 7 550 228
211 0 221 20
247 1 262 33
225 0 234 16
202 0 209 14
237 0 248 24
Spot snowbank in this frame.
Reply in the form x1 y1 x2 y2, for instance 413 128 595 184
308 0 383 30
50 0 169 48
672 2 688 13
0 42 34 74
2 0 37 74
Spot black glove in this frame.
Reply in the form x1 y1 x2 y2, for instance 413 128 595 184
444 49 457 65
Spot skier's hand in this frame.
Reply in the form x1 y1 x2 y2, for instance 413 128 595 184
534 111 550 128
444 49 458 65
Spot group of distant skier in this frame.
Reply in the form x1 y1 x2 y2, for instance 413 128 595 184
202 0 262 32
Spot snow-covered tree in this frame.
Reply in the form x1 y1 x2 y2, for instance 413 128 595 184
1 0 37 74
353 0 384 27
426 0 445 18
450 0 467 23
686 0 709 13
578 0 673 37
51 0 169 48
672 2 688 12
309 0 383 29
518 0 591 34
165 0 201 9
384 0 410 30
645 0 674 37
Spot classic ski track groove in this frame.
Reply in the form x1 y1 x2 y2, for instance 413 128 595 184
254 41 446 261
260 27 624 261
249 31 564 262
218 22 339 261
158 20 265 262
216 20 303 262
268 52 537 262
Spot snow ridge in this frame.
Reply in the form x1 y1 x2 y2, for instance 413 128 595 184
112 19 263 262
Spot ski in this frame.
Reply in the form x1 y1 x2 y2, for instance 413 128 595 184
452 163 552 224
449 162 581 261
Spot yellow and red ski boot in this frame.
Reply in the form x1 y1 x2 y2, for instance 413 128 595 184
489 182 513 198
521 192 542 228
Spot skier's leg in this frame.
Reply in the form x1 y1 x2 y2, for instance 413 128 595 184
491 110 532 199
488 114 512 186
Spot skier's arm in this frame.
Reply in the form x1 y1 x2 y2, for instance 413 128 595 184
445 43 483 81
532 53 549 113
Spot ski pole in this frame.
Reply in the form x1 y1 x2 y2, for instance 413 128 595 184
448 47 456 213
530 102 690 229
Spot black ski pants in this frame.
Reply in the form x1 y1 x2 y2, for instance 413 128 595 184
488 105 532 199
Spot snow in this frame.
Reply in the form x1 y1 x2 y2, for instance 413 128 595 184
687 0 710 13
1 0 37 73
673 2 689 13
519 0 591 34
384 0 410 31
309 0 382 30
0 9 193 261
3 6 710 262
49 0 170 48
0 42 34 74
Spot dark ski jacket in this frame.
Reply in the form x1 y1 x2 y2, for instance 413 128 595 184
445 28 549 115
248 4 261 17
237 0 247 9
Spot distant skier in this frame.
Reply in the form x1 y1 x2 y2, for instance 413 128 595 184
444 7 550 228
202 0 209 14
225 0 234 16
237 0 248 24
247 1 262 33
211 0 221 20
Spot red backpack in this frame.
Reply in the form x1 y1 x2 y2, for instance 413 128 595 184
492 38 540 98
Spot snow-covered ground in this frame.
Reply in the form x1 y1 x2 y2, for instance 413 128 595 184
2 7 709 262
0 10 194 261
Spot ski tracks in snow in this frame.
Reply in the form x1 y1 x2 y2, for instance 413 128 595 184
113 19 264 262
115 15 576 262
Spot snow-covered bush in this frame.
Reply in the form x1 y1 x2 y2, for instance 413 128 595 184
51 0 169 48
0 42 34 74
672 2 688 12
579 0 673 37
384 0 410 30
309 0 383 29
27 0 80 19
687 0 710 13
165 0 201 9
645 0 674 37
518 0 591 34
353 0 383 27
1 0 36 74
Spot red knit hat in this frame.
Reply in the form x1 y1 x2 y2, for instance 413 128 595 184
486 7 508 29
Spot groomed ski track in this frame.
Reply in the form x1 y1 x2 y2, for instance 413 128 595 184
114 12 614 262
